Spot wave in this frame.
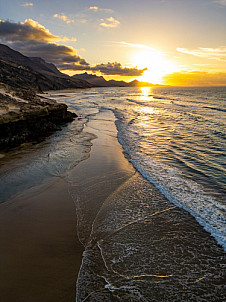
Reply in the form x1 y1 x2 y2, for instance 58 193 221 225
203 106 226 113
115 119 226 251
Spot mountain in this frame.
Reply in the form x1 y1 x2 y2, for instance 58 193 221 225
126 79 154 87
72 72 110 86
29 57 64 76
0 44 92 91
0 44 60 76
72 72 153 87
72 72 130 87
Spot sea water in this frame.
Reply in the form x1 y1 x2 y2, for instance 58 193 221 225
60 86 226 301
1 86 225 301
62 86 226 250
0 114 96 202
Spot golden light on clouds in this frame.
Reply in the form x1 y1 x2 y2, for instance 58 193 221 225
131 49 180 84
177 47 226 61
89 6 99 11
53 14 75 24
20 19 76 41
21 19 59 41
100 17 120 28
89 6 114 13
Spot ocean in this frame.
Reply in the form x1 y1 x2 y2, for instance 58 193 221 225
62 86 226 301
63 86 226 248
0 86 225 301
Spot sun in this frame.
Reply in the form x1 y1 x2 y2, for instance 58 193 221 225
131 49 179 84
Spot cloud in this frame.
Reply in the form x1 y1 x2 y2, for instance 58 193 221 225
100 17 120 28
0 19 70 42
20 2 33 7
58 64 88 71
177 47 226 61
92 62 146 75
53 14 75 24
120 42 153 50
213 0 226 5
163 71 226 86
53 14 87 24
59 62 146 76
11 41 89 65
0 19 88 66
89 6 114 13
89 6 99 12
119 42 166 55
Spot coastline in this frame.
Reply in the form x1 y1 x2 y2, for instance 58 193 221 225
0 87 77 150
0 106 135 301
0 93 225 301
74 109 225 301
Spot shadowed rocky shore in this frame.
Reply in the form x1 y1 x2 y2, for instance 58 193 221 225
0 86 77 150
0 43 91 150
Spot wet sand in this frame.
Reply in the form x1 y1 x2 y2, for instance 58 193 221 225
0 109 135 301
0 178 82 302
67 110 135 246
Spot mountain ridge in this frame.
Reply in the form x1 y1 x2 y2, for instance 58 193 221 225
72 72 153 87
0 43 92 91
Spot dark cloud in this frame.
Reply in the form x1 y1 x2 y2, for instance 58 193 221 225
92 62 147 76
58 64 89 71
10 40 89 65
0 19 58 42
59 62 146 76
0 19 88 66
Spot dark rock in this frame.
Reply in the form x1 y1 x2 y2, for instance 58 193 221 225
0 91 77 150
0 43 87 150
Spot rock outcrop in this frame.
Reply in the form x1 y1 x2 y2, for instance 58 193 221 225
0 90 76 150
0 44 91 150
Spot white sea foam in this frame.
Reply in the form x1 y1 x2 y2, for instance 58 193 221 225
117 129 226 250
62 87 226 302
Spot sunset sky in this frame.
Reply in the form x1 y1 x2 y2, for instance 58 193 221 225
0 0 226 85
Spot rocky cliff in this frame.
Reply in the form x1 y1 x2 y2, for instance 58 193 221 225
0 44 92 150
0 89 76 150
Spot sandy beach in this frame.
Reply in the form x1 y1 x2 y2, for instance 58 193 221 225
0 109 134 301
0 103 225 301
0 178 82 302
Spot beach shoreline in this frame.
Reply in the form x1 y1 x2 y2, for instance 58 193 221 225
0 97 225 301
0 107 135 301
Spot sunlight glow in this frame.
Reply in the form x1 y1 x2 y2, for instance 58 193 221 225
139 87 151 101
131 50 180 84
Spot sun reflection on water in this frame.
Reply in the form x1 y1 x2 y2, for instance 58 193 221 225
139 106 155 115
139 87 152 101
135 105 157 128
